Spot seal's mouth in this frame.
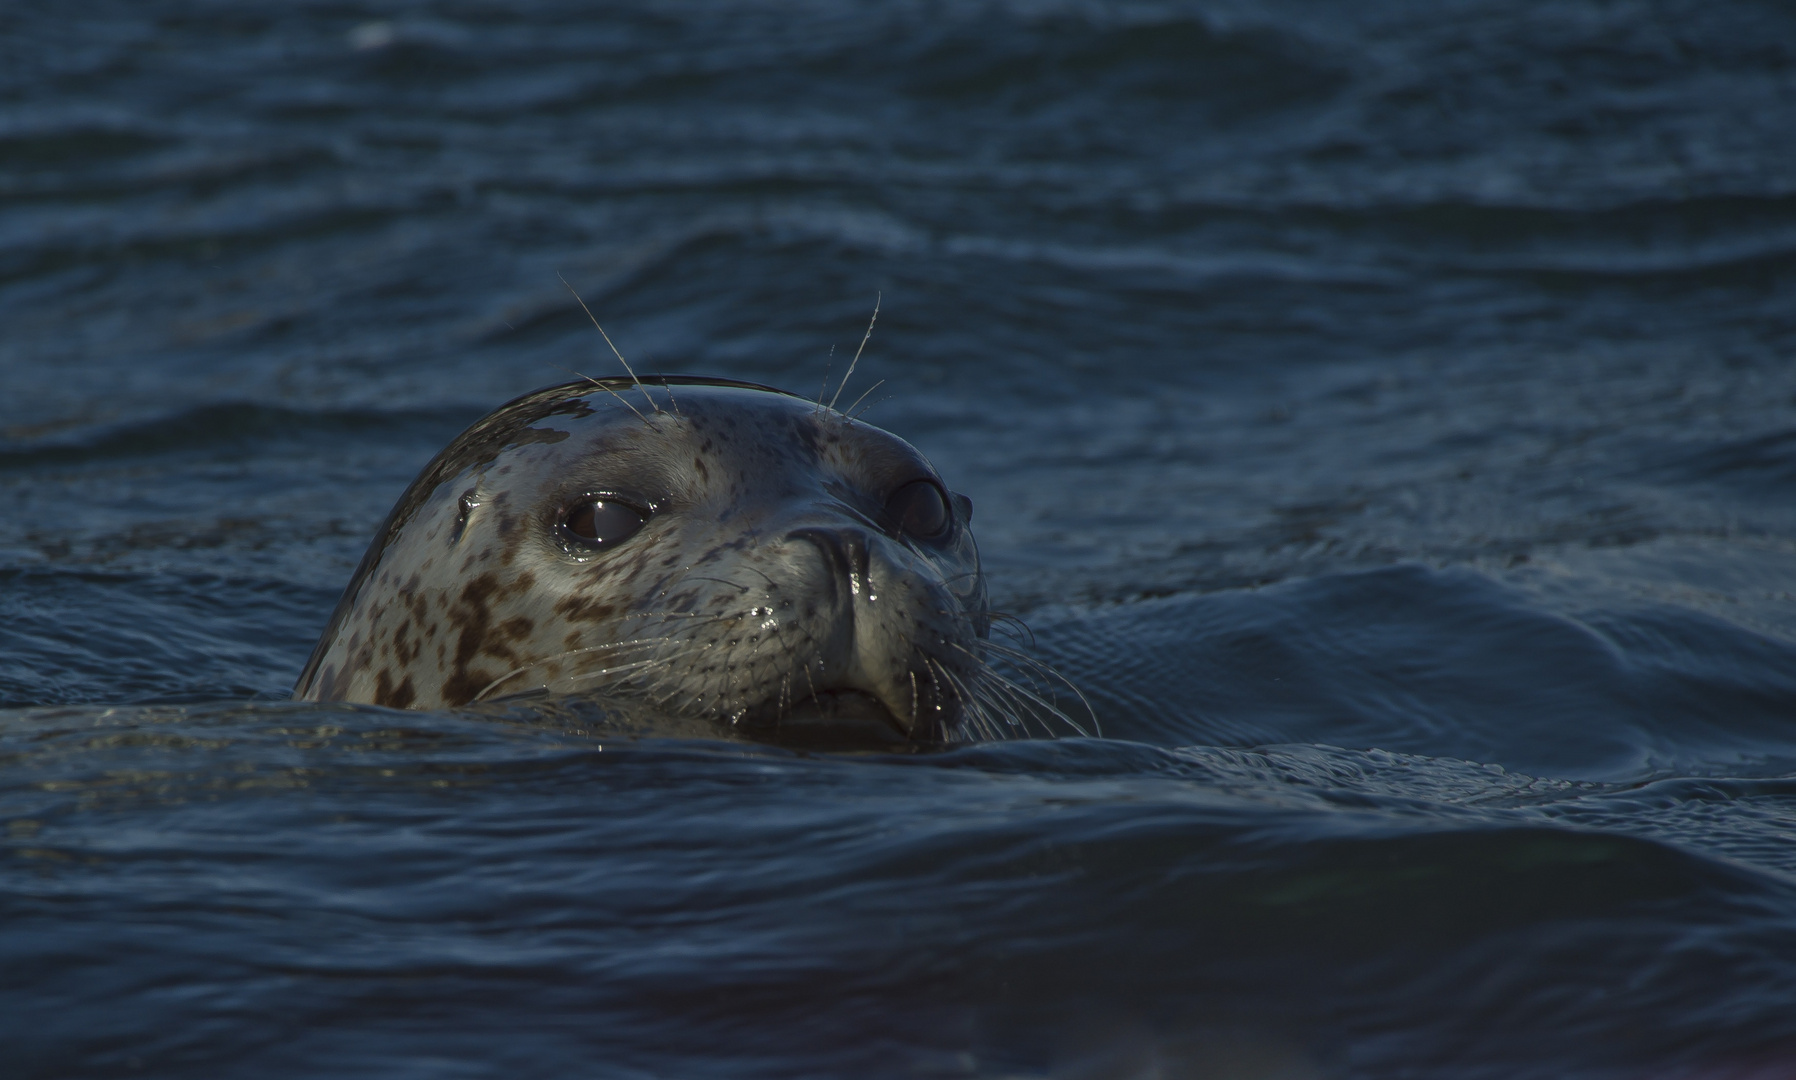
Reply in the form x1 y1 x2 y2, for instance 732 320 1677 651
746 688 930 750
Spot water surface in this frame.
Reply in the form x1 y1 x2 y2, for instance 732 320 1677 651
5 2 1796 1076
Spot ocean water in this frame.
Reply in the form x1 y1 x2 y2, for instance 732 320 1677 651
5 1 1796 1076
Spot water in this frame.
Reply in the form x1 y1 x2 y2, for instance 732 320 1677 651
5 1 1796 1075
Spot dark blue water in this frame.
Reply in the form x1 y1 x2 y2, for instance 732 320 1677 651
6 2 1796 1076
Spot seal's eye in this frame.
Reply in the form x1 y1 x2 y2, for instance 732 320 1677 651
562 498 647 549
885 479 951 542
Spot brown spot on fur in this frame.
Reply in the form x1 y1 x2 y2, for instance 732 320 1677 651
392 620 421 665
374 669 417 709
555 595 615 623
439 572 509 706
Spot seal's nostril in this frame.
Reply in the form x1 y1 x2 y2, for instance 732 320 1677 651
788 527 873 597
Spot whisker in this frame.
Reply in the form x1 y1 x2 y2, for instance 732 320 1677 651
962 666 1039 739
559 364 651 428
757 613 803 729
947 640 1098 739
728 564 782 590
827 291 880 413
965 691 1012 742
923 657 976 741
841 379 886 419
626 619 729 697
558 271 659 416
472 637 678 702
935 569 987 591
967 685 1008 742
848 393 893 421
598 642 716 698
932 658 1005 744
558 655 689 688
985 611 1037 648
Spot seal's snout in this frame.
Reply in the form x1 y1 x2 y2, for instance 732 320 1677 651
777 522 980 742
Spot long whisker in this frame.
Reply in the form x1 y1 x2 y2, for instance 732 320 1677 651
558 271 659 416
762 611 813 735
960 663 1039 739
934 658 1008 744
790 633 822 728
563 647 708 687
472 637 676 702
849 393 893 421
559 656 687 688
985 611 1037 648
559 364 651 427
965 679 1009 743
975 638 1066 683
976 639 1088 706
827 291 880 413
935 570 986 590
636 619 742 713
924 657 978 742
947 640 1098 738
998 661 1091 736
841 379 886 420
728 564 782 590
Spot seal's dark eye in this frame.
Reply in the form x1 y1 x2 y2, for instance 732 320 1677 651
562 498 647 549
885 479 951 541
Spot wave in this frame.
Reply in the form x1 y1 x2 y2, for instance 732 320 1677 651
0 402 478 471
1034 563 1796 781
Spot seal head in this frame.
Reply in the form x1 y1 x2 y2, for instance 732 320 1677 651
294 377 990 745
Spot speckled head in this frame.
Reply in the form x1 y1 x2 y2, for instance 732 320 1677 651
294 377 990 744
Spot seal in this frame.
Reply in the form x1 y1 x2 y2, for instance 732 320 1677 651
293 375 1059 745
